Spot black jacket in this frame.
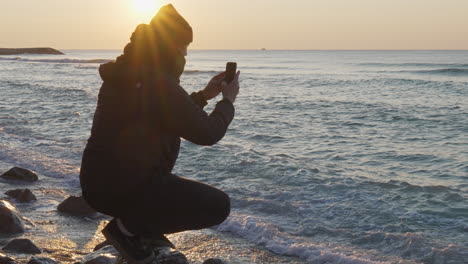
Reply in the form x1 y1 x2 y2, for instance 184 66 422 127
80 70 234 194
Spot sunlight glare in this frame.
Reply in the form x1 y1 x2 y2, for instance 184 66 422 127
133 0 162 18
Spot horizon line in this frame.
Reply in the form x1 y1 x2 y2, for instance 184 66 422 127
3 47 468 52
56 48 468 51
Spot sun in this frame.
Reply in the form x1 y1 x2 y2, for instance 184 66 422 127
132 0 162 17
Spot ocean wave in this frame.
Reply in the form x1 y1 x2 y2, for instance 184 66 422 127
231 197 297 215
0 79 95 100
409 68 468 76
359 62 468 68
0 57 227 74
316 76 465 91
0 143 80 184
372 150 448 164
351 231 468 262
182 69 219 75
218 213 468 263
75 65 99 69
363 180 467 203
375 68 468 76
218 213 390 263
248 134 286 143
0 56 113 64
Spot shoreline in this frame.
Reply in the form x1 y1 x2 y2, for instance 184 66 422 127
0 167 304 264
1 49 467 264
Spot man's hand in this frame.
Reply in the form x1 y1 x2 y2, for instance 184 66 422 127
202 72 226 100
222 71 240 104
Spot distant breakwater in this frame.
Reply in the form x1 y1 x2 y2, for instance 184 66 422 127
0 48 64 55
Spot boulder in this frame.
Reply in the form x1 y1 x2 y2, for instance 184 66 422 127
0 252 19 264
57 196 96 217
27 257 59 264
5 189 37 203
2 238 41 254
1 167 38 182
81 245 118 264
154 249 189 264
0 200 25 234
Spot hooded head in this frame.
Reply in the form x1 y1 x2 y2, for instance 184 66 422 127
103 4 192 82
150 4 193 46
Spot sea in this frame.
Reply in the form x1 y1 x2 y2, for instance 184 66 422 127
0 50 467 263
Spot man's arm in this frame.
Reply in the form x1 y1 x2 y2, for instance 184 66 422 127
154 74 235 146
189 91 208 109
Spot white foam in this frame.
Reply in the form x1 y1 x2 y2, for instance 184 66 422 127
0 143 80 186
217 213 390 264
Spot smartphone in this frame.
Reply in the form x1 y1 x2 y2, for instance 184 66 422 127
225 62 237 84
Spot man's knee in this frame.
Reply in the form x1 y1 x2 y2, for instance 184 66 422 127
213 191 230 225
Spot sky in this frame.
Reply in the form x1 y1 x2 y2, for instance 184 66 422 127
1 0 467 50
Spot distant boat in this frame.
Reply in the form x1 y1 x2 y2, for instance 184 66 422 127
261 48 266 51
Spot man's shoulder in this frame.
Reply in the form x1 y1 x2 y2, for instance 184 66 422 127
152 72 179 86
150 73 186 98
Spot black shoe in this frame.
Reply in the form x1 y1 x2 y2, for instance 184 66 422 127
102 219 154 264
141 235 176 250
141 236 188 264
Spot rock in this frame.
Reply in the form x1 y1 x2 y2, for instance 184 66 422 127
5 189 37 203
82 256 113 264
1 167 38 182
2 239 41 254
0 252 19 264
203 258 227 264
154 249 189 264
0 200 25 234
27 257 59 264
0 48 64 55
57 196 96 217
0 257 18 264
81 246 118 264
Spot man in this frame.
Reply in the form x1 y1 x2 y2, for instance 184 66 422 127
79 4 240 264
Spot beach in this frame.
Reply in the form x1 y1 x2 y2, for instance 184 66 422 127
1 50 467 263
0 171 303 263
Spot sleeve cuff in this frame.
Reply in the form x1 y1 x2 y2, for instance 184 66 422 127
214 98 235 126
190 91 208 108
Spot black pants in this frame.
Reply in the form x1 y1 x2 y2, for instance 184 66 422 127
82 173 230 237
